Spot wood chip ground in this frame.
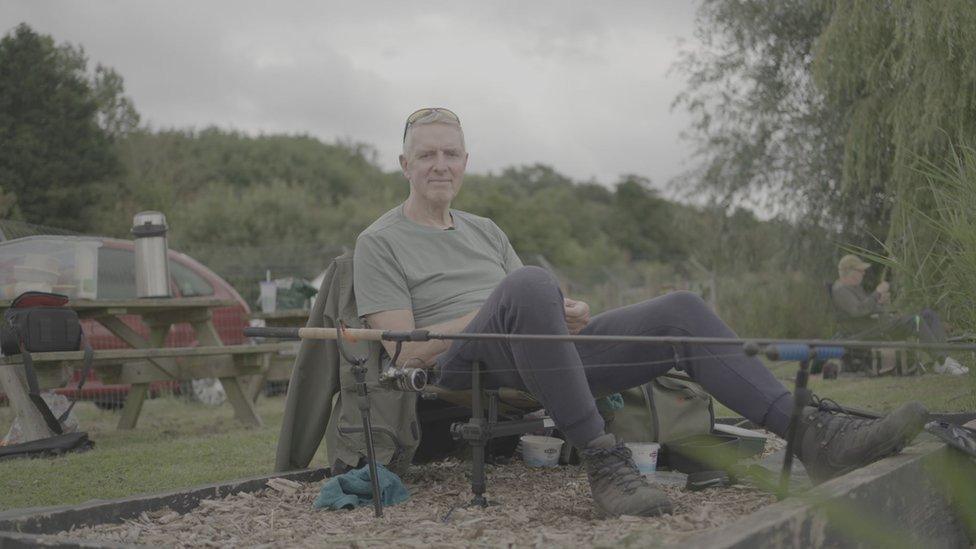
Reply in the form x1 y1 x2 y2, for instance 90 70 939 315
59 456 780 547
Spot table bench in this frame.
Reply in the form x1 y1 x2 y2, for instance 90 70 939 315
0 343 292 438
0 297 288 439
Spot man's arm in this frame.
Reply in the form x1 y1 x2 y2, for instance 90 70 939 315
833 285 884 318
365 308 479 367
369 294 590 363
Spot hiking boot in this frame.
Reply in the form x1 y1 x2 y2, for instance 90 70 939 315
794 398 928 483
580 433 672 517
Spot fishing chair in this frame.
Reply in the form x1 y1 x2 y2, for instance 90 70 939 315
423 360 554 507
821 282 920 376
344 331 554 508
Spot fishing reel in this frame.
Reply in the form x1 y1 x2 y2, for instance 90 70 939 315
379 364 428 392
379 343 429 392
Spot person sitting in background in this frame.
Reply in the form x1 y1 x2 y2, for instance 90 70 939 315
831 254 968 375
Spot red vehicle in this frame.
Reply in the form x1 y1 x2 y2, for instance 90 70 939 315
0 235 251 408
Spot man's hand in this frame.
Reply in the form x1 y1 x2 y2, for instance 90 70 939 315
875 280 891 304
564 297 590 335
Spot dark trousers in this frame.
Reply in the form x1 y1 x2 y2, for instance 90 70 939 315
848 309 948 361
435 267 794 447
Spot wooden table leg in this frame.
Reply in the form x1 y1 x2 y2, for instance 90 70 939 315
192 319 262 428
116 383 150 430
117 324 171 430
219 374 263 427
0 363 54 442
246 353 272 403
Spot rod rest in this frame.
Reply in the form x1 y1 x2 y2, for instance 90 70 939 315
451 361 551 507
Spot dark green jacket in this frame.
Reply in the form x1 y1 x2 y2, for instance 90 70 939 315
274 252 420 473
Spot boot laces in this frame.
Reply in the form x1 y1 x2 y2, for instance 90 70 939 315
810 394 875 443
812 394 843 414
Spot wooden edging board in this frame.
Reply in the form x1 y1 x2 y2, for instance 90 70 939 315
0 468 328 548
680 440 973 548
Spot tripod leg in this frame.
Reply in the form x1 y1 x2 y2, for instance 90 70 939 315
470 361 488 507
486 389 499 463
781 360 811 497
354 365 383 518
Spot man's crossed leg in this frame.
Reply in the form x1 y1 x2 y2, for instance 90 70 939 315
437 267 928 517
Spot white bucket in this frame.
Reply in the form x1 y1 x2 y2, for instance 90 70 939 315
520 435 564 468
625 442 660 474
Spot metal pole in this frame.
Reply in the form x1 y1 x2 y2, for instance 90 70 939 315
469 360 488 507
353 363 383 518
333 322 383 519
780 359 811 497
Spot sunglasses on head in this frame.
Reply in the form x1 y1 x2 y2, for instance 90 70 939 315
402 107 461 142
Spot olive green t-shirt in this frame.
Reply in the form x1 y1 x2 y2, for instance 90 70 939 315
353 205 523 328
831 281 885 319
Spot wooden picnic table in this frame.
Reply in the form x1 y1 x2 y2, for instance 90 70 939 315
0 297 281 434
248 308 310 327
246 309 310 399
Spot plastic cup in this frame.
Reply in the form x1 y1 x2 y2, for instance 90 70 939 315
625 442 660 474
259 281 277 313
74 242 99 299
520 435 564 467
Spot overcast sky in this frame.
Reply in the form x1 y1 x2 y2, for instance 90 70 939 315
3 1 701 190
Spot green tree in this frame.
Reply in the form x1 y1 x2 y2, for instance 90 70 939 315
811 0 976 308
676 0 976 282
0 23 133 231
456 165 628 267
674 2 848 224
608 175 683 262
673 0 891 267
91 64 140 139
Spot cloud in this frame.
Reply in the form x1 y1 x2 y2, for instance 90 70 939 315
2 0 699 190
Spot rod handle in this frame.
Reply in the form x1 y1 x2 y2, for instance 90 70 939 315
765 344 844 362
244 326 387 341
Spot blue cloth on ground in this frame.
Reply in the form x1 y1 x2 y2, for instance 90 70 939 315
599 393 625 411
313 464 410 510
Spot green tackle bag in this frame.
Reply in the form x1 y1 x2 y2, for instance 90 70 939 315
602 373 714 445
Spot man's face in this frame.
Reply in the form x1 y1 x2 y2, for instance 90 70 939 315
400 123 468 208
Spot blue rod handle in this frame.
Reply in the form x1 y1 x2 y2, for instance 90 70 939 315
766 344 845 361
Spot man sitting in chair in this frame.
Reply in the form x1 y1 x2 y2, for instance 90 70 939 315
832 254 967 376
354 108 929 518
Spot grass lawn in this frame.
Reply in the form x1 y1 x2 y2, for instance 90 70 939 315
0 359 972 513
0 395 328 512
715 359 976 416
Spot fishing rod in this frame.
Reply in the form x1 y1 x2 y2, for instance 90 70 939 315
244 325 976 358
245 324 976 515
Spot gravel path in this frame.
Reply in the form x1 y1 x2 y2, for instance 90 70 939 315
60 458 778 547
